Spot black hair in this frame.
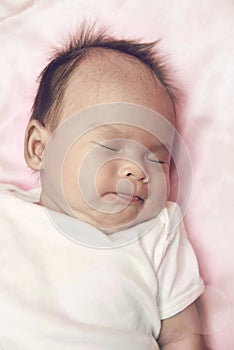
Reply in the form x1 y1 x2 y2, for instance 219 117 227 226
30 22 178 130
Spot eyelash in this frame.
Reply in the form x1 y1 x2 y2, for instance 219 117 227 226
149 159 166 164
98 143 119 152
96 143 167 164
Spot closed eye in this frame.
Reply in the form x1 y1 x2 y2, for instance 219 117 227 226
149 159 166 164
93 142 119 152
147 153 167 165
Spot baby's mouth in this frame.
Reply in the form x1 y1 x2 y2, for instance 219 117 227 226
103 192 144 205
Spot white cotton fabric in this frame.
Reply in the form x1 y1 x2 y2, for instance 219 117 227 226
0 184 204 350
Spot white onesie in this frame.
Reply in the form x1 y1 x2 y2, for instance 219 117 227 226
0 184 204 350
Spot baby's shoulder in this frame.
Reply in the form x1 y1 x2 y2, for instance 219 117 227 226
158 201 183 227
140 201 184 246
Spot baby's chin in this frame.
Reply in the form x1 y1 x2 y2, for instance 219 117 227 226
95 202 165 233
98 216 141 234
81 206 159 235
69 203 146 234
92 218 142 234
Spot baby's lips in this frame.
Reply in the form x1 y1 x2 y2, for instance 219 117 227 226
117 181 148 201
103 191 145 203
117 192 144 204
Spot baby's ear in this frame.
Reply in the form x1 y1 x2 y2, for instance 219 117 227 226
24 119 50 171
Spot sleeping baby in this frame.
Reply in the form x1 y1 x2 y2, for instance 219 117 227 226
0 23 205 349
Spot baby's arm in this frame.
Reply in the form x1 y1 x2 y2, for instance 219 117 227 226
157 302 206 349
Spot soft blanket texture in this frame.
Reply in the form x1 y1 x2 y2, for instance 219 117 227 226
0 1 233 349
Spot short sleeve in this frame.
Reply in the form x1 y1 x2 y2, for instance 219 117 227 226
156 202 204 320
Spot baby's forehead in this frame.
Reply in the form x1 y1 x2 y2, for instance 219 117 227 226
60 50 171 116
52 102 175 155
95 123 136 136
65 50 159 99
69 48 157 83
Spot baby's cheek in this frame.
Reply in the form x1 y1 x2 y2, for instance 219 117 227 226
61 166 78 207
163 167 171 199
60 149 85 205
149 164 170 201
95 161 118 197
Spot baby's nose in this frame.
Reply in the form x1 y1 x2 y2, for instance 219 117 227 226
119 162 149 184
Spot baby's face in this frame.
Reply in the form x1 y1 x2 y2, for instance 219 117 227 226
40 51 175 232
59 120 172 232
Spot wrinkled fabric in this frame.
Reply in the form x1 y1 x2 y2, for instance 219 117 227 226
0 185 204 349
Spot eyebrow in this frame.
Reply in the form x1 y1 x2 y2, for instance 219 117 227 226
150 142 172 152
97 124 129 137
96 124 172 151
